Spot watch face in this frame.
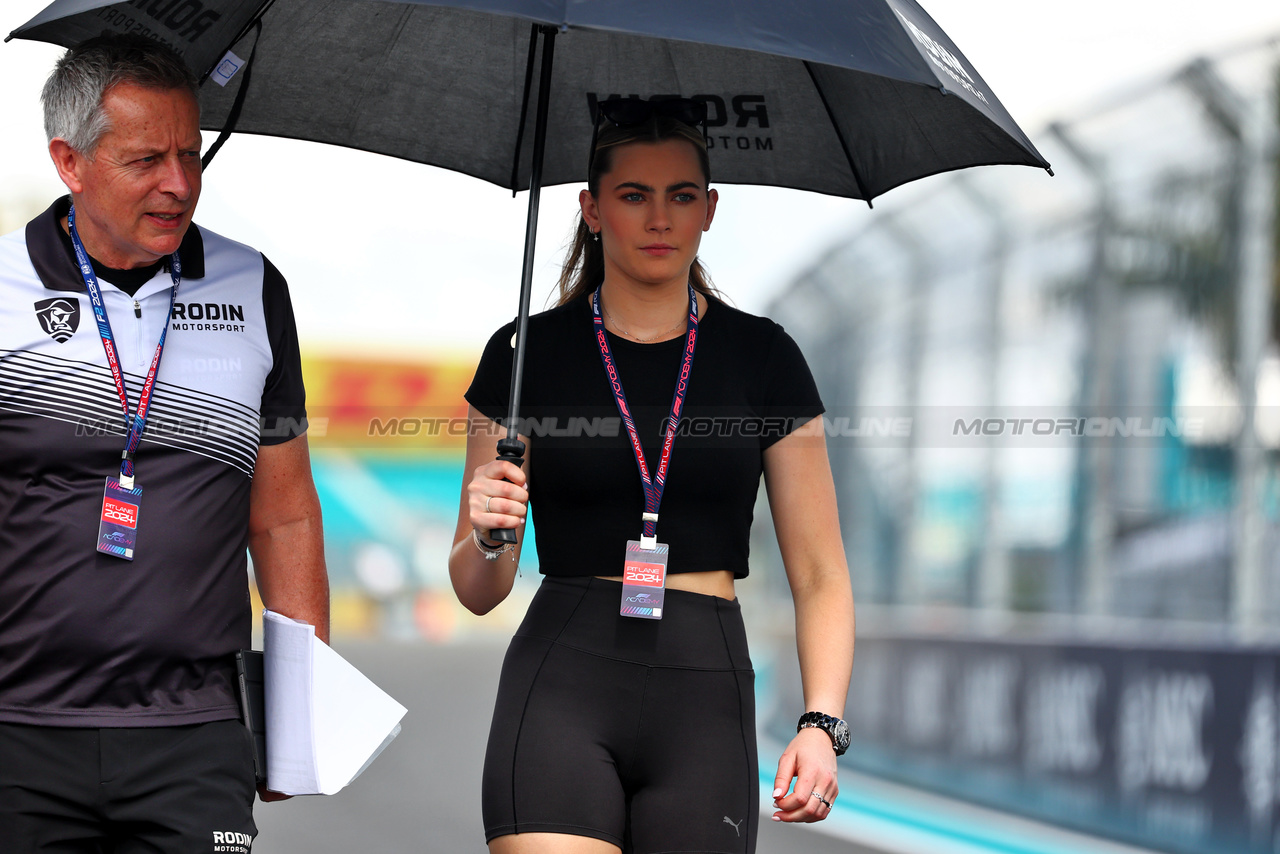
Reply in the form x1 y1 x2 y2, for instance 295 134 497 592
833 719 851 754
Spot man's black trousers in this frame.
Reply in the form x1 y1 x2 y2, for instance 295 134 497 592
0 720 257 853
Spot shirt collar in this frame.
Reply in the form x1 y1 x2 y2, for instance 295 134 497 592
26 196 206 293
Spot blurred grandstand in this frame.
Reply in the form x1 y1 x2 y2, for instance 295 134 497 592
246 353 543 641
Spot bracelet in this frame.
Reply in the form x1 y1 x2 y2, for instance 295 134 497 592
472 528 512 561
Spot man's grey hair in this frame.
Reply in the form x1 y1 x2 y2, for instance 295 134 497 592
42 33 199 156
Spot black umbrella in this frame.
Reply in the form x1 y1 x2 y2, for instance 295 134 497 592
9 0 1051 541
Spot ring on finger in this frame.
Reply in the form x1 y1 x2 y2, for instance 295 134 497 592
485 496 494 514
810 790 832 809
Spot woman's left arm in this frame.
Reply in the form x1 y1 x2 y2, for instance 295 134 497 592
762 415 855 823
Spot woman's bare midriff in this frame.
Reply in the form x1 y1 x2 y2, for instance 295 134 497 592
595 569 736 601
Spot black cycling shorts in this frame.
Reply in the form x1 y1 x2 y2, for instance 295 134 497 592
482 576 758 853
0 719 257 853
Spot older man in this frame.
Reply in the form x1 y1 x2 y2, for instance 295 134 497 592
0 33 328 852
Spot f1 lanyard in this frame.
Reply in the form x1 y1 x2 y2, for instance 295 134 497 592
592 283 699 547
68 204 181 489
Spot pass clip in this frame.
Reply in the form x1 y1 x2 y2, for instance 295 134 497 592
640 512 659 551
119 449 135 490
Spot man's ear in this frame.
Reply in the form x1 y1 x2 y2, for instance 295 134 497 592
49 139 86 195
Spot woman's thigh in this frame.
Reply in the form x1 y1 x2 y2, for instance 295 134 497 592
482 637 642 848
627 667 758 854
490 831 621 854
481 578 757 853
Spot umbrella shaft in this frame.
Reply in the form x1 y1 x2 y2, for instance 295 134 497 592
492 26 557 546
504 26 557 440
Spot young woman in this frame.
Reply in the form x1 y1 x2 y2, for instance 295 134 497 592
449 99 855 854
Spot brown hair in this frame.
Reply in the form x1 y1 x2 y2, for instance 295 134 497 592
556 115 720 306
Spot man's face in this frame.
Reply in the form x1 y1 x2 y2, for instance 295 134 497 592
53 83 202 269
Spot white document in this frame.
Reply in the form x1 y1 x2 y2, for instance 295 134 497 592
262 610 408 796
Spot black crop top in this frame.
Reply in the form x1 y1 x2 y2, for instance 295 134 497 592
465 294 824 579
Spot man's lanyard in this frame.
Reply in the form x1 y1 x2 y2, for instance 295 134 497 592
68 204 180 490
592 283 699 548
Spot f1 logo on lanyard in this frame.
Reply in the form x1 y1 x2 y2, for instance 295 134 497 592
592 283 699 620
68 205 181 561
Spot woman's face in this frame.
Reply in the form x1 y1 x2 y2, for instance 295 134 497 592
580 138 717 292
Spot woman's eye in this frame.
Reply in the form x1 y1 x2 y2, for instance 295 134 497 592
674 192 697 203
622 192 645 202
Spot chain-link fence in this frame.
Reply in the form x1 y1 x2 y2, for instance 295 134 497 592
752 36 1280 854
764 37 1280 638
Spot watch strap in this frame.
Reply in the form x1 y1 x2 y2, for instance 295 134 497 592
797 711 850 756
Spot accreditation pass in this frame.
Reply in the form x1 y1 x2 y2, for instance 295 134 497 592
620 539 667 619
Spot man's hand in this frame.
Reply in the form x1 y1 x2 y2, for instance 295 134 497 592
257 783 291 803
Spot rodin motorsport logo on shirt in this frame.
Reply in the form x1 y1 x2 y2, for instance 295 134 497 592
211 830 252 853
171 302 246 332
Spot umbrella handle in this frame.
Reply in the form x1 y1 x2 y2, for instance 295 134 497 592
487 438 527 544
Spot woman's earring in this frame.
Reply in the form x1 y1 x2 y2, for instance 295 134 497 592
593 230 600 242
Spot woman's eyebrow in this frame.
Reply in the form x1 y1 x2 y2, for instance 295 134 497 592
610 181 703 193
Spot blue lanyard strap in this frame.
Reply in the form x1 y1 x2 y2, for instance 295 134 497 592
68 204 181 488
592 283 699 542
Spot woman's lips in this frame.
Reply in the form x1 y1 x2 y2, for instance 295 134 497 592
641 244 676 256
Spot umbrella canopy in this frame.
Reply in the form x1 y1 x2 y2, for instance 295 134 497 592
9 0 1049 202
9 0 1052 542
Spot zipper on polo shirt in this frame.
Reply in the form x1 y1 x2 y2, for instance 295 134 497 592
133 298 145 371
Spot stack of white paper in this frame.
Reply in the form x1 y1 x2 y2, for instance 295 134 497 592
262 610 408 796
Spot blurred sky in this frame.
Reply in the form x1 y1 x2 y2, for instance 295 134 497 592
2 0 1279 357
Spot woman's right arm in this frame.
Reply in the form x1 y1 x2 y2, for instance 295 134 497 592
448 406 531 615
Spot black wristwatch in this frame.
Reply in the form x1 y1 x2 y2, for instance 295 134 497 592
797 711 850 756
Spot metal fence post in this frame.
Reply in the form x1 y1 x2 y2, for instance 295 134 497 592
1181 59 1277 637
882 217 931 607
956 177 1012 616
768 266 874 600
1048 123 1119 619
